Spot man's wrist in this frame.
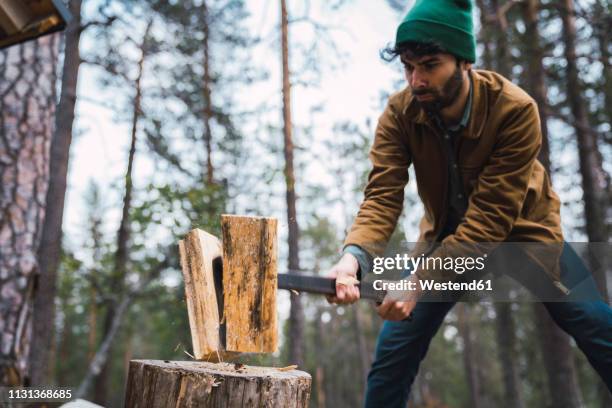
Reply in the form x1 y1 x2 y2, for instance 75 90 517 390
340 252 359 271
342 244 373 278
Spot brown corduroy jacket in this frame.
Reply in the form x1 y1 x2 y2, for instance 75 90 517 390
344 69 565 284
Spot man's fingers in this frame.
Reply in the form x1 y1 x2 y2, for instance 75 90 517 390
376 301 394 317
335 283 346 301
377 300 415 320
333 282 360 304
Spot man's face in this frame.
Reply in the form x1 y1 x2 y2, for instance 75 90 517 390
400 53 466 114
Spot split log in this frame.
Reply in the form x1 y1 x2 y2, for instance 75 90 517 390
221 215 278 353
178 229 225 360
124 360 311 408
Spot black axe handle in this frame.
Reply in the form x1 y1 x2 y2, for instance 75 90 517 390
277 273 386 303
277 274 415 321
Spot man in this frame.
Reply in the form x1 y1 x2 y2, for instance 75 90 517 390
326 0 612 406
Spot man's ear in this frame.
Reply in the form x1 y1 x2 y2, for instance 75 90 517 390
463 61 472 71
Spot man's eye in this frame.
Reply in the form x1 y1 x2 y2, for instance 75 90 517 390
404 64 414 71
425 64 437 70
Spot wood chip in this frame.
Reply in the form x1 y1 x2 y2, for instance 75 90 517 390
277 365 298 372
290 289 300 296
183 349 195 360
202 375 222 394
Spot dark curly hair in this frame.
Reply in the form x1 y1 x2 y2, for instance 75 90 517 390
380 41 465 64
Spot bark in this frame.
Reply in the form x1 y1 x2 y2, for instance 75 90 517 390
202 0 215 185
0 34 60 386
280 0 304 367
93 20 153 404
29 0 83 387
124 360 312 407
560 0 609 296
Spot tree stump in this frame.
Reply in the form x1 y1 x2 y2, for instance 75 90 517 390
124 360 312 408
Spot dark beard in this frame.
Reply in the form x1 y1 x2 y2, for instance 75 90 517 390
414 64 464 116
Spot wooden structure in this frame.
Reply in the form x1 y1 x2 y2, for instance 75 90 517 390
124 360 311 408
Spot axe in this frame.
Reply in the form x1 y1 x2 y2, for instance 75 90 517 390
178 215 404 362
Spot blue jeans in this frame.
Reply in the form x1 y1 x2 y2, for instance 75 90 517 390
364 242 612 407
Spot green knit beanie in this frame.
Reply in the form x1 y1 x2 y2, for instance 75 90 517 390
396 0 476 63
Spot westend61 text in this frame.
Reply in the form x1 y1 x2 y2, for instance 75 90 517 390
373 279 493 292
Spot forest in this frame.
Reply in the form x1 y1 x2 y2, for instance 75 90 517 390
0 0 611 407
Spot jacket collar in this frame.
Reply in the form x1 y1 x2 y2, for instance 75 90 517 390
404 70 488 139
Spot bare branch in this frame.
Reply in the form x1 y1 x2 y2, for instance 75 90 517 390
79 15 118 34
80 56 132 82
485 0 523 30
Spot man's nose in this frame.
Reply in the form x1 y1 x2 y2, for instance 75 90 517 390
410 69 428 89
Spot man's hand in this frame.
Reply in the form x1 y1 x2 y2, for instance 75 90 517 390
325 252 361 304
376 274 421 321
376 298 416 321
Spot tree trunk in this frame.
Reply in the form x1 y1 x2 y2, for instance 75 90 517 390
202 0 214 186
522 0 551 172
475 0 493 70
0 34 60 386
494 304 525 408
482 5 527 406
124 360 311 407
93 20 153 403
280 0 304 367
88 285 98 361
560 0 609 297
560 2 611 405
29 0 83 387
351 306 370 390
593 0 612 128
514 2 588 403
456 305 483 408
533 304 584 407
314 309 326 408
